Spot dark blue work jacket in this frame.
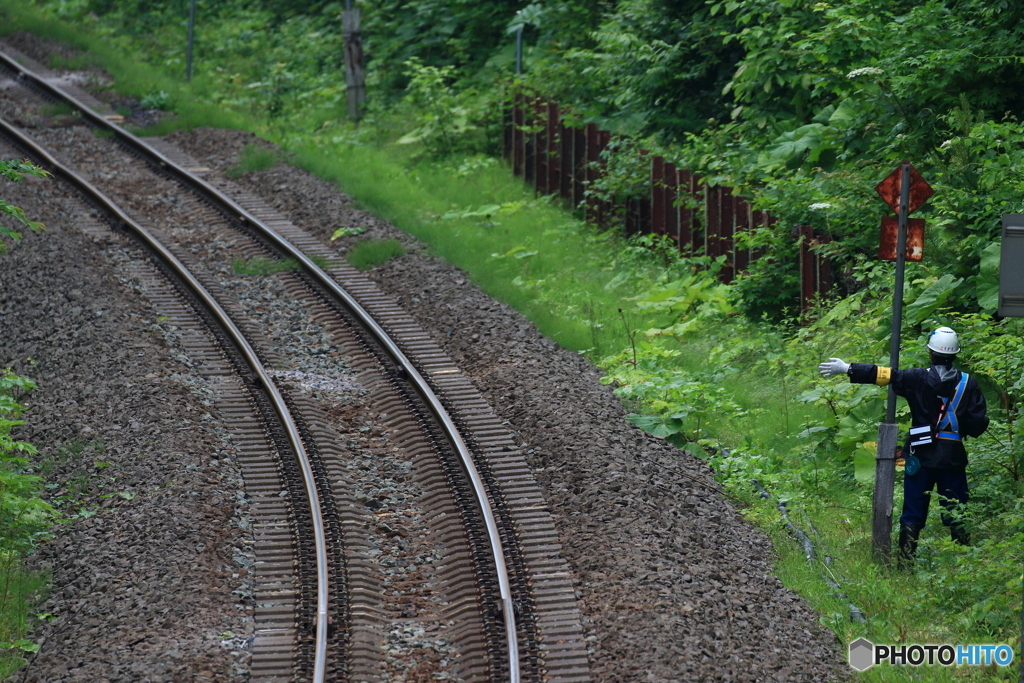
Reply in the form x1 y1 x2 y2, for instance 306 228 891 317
848 364 989 470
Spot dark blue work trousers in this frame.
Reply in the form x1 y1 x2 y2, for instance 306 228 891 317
899 466 969 529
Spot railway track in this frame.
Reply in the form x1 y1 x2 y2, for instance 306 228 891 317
0 46 591 683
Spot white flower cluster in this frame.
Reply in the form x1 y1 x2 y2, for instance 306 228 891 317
847 67 884 79
809 202 833 211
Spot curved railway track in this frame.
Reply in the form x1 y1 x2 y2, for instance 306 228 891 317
0 46 591 683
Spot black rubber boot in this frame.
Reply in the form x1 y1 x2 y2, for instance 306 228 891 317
950 525 971 546
897 523 921 569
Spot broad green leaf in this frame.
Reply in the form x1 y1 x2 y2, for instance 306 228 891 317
625 413 684 438
828 99 861 126
904 274 963 324
796 387 825 402
976 242 1000 312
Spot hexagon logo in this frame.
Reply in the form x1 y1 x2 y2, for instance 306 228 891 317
849 638 875 671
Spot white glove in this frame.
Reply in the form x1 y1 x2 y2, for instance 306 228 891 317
818 358 850 377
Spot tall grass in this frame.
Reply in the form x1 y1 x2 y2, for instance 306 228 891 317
290 141 669 353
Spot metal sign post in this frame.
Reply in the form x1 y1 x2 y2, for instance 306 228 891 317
871 162 934 563
886 163 911 424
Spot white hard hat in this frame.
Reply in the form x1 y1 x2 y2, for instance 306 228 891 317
927 327 960 354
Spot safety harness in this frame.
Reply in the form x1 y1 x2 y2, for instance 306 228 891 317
936 372 970 441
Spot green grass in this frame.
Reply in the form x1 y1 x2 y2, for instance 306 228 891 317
232 254 329 276
346 238 406 270
0 1 252 137
38 101 74 118
288 140 668 353
225 144 279 179
0 568 47 677
740 475 1021 682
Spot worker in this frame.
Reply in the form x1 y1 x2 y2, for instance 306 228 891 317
818 327 989 567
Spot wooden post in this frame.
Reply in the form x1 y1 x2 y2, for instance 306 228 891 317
186 0 196 81
505 100 516 162
342 9 366 120
678 170 693 255
559 117 572 200
512 93 525 176
719 190 735 282
798 224 815 316
597 129 611 225
546 102 559 195
572 126 586 210
524 100 536 186
817 233 833 299
873 423 899 563
651 156 666 236
734 198 750 275
664 161 678 245
638 195 651 236
705 185 721 260
532 99 545 193
585 124 599 222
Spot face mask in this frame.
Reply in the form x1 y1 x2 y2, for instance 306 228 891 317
931 365 957 383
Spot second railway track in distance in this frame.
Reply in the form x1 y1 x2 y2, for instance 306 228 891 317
0 46 591 683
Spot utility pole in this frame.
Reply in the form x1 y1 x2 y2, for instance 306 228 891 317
342 0 365 120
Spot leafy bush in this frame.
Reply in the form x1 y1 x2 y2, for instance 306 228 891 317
0 159 49 252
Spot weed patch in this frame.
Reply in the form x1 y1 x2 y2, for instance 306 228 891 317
346 239 406 270
225 144 279 179
38 101 74 118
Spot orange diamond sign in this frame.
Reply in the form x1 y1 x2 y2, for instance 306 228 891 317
875 162 934 215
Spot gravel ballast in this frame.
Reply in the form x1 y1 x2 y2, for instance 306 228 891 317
167 128 849 682
0 165 255 681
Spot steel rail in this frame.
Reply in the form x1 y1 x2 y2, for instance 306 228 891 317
0 115 332 682
0 52 521 682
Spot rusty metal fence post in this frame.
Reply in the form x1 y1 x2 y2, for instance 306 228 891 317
798 225 834 317
651 156 666 237
664 161 678 245
584 124 600 223
546 102 559 195
734 198 750 275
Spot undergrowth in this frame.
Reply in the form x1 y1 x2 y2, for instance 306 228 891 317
0 370 53 673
